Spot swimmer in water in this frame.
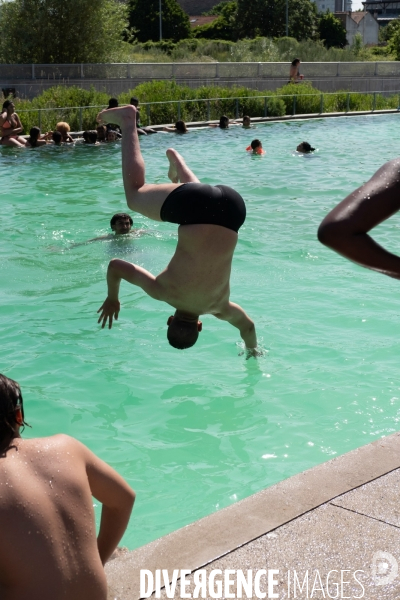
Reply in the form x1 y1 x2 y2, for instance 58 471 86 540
246 139 265 155
96 105 260 355
0 373 135 600
318 157 400 279
296 141 315 154
68 213 147 249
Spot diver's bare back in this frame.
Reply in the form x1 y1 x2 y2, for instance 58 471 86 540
156 223 238 314
0 435 107 600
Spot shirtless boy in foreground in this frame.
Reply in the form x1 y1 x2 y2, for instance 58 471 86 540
318 158 400 279
96 105 259 355
0 373 135 600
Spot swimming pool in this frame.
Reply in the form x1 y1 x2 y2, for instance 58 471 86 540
1 114 400 549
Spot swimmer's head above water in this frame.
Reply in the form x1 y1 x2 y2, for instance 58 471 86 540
297 141 315 153
110 213 133 235
167 312 203 349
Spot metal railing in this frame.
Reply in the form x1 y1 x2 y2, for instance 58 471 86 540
16 89 400 132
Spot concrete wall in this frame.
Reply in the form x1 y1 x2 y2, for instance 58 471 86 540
346 12 379 45
2 62 400 99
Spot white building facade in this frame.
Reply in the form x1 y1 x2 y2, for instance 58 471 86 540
335 11 379 44
312 0 352 12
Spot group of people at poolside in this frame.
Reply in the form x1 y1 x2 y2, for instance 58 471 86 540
3 92 400 598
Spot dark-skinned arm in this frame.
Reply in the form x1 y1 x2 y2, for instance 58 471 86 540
318 158 400 279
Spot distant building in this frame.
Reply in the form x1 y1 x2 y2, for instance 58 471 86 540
362 0 400 26
312 0 352 12
335 11 379 44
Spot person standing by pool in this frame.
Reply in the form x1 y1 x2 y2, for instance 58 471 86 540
318 157 400 278
96 105 260 355
0 372 135 600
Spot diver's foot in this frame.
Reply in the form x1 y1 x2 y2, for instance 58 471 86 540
166 148 179 183
166 147 199 184
96 105 137 128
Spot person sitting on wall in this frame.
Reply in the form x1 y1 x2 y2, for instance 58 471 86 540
289 58 304 83
0 100 27 147
0 372 135 600
130 97 157 135
106 98 121 134
56 121 74 143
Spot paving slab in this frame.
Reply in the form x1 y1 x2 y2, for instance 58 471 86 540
106 432 400 600
332 469 400 528
149 503 400 600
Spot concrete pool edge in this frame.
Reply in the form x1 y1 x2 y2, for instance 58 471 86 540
149 108 400 130
105 431 400 599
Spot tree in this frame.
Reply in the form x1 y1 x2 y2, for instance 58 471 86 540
193 1 237 41
0 0 128 63
318 11 347 48
387 19 400 59
128 0 191 43
235 0 317 41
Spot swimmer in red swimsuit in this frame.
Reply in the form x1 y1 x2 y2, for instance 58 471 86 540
96 105 260 356
0 100 27 147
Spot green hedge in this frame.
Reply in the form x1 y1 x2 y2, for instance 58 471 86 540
7 81 400 133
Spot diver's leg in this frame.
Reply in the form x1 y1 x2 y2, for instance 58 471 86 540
97 106 179 221
166 148 200 184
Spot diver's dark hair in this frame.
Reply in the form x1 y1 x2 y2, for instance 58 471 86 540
167 319 199 350
2 99 13 111
251 139 262 150
130 97 139 106
292 58 300 66
108 97 119 109
175 120 187 133
110 213 133 228
0 374 29 443
219 115 229 128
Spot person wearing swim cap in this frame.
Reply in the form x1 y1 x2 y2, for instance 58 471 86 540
96 105 260 356
0 373 135 600
318 157 400 280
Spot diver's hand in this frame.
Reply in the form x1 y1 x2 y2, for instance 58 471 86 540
97 297 120 329
245 347 264 360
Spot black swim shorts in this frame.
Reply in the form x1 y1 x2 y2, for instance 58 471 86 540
160 183 246 233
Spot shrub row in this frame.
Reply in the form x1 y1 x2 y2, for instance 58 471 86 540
6 80 400 133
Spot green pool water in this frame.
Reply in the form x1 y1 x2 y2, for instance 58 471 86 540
1 114 400 550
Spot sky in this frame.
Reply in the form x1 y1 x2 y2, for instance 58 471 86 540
352 0 364 10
